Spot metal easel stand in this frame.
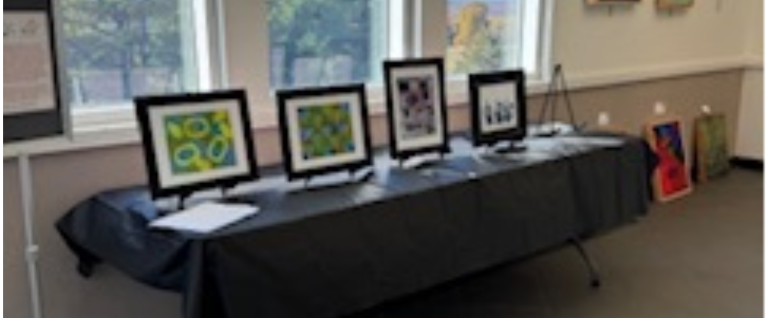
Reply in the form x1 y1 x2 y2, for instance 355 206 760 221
570 236 602 289
537 64 580 137
19 153 45 318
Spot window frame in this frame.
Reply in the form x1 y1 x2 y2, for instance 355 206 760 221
440 0 555 106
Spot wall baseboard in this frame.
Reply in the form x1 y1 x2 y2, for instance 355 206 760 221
731 157 764 172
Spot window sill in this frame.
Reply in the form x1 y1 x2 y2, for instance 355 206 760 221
3 79 552 160
5 56 755 160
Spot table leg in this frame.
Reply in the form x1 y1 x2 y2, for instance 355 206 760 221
570 237 602 289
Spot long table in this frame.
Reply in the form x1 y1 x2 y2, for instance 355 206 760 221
57 134 652 318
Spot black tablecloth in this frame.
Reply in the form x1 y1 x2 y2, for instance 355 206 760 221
57 135 653 318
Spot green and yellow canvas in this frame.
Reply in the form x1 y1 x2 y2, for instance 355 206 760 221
694 114 730 182
298 103 356 160
164 110 237 175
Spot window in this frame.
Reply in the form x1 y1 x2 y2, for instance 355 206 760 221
268 0 389 90
57 0 551 135
60 0 213 110
446 0 545 77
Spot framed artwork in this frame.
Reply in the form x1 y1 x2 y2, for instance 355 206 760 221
694 114 730 182
586 0 641 5
135 90 259 199
657 0 694 9
469 70 528 147
277 84 373 181
5 0 66 143
384 58 450 160
645 117 692 202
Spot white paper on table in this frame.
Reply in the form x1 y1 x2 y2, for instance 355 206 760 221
150 202 260 234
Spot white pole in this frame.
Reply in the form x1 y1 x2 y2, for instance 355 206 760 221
19 153 44 318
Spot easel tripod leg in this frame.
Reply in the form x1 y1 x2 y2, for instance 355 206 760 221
570 237 601 289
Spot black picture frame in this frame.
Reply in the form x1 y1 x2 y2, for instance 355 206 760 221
4 0 66 143
277 84 374 181
384 58 451 161
469 70 528 148
135 90 259 200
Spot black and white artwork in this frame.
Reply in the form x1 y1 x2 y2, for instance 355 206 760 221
480 82 520 134
469 70 528 147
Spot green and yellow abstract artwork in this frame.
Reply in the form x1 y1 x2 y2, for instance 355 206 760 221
657 0 694 9
164 110 237 175
694 114 730 182
298 103 356 160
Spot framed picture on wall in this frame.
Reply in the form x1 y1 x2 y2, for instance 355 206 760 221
135 90 259 200
657 0 694 10
645 116 692 202
5 0 66 143
277 84 373 181
384 58 450 161
586 0 641 5
694 113 730 182
469 70 528 148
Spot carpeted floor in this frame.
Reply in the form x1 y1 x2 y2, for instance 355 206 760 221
352 168 764 318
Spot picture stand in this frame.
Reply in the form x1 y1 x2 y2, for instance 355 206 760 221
168 181 252 214
486 140 527 155
301 167 375 191
398 151 446 170
537 64 580 137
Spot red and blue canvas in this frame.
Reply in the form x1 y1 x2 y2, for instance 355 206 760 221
653 122 689 197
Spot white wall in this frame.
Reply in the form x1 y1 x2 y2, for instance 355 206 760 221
417 0 753 86
736 0 764 160
554 0 750 80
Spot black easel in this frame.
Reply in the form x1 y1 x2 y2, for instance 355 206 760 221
173 182 243 212
398 152 446 171
537 64 579 137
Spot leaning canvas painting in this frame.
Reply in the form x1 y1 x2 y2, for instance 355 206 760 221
694 114 730 182
645 117 693 202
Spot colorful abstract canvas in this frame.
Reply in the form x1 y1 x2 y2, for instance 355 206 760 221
694 114 730 182
164 111 237 175
135 90 259 199
277 84 373 181
298 103 356 160
646 118 692 202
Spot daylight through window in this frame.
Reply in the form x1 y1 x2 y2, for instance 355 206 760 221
268 0 388 90
61 0 210 109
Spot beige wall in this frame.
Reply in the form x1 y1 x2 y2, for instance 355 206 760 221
736 0 764 159
3 1 761 318
737 69 764 159
554 0 749 77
